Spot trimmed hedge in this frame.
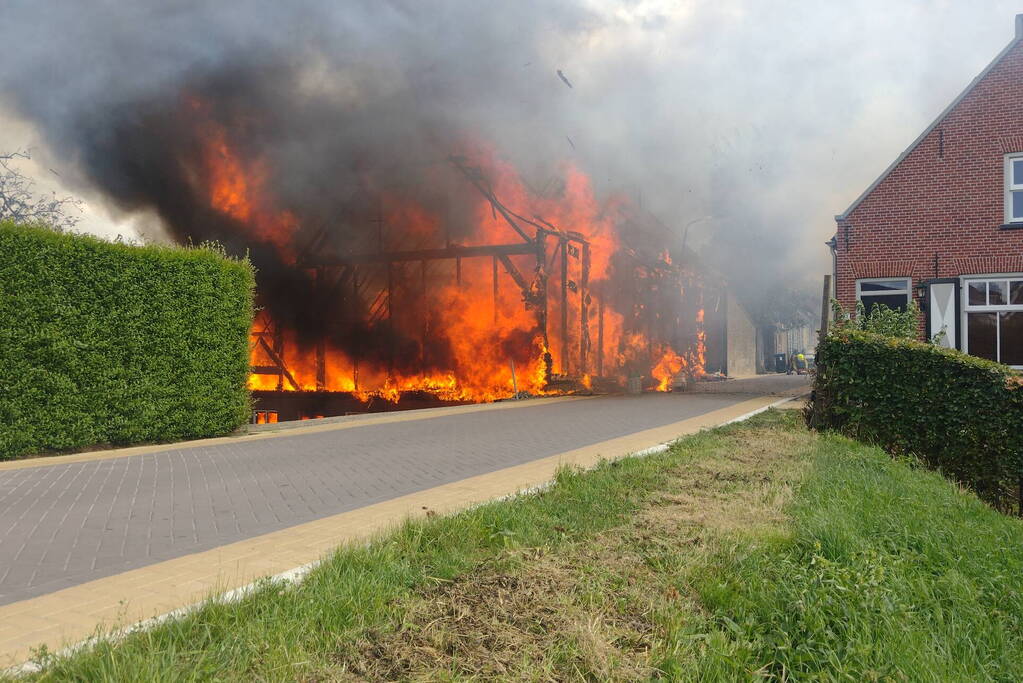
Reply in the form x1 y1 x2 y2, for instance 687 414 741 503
809 329 1023 510
0 222 254 459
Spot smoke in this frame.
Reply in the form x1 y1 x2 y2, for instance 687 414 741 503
2 0 1021 323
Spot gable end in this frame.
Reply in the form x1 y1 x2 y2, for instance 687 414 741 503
836 30 1023 221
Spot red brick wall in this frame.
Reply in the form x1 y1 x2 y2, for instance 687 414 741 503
835 38 1023 339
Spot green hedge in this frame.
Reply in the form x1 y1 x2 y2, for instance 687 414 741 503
809 329 1023 510
0 222 254 459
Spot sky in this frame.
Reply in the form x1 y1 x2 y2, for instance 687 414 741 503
2 1 1023 294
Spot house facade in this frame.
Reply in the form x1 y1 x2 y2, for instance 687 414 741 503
833 15 1023 367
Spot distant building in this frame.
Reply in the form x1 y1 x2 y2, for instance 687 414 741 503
763 323 817 372
703 291 758 377
832 14 1023 367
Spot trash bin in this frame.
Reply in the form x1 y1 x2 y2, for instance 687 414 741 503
774 353 787 373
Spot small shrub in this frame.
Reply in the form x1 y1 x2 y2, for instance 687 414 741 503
831 298 921 340
0 222 255 459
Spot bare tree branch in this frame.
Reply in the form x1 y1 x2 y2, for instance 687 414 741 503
0 150 82 231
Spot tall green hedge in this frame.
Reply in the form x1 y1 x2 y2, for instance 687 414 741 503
0 222 254 459
809 329 1023 510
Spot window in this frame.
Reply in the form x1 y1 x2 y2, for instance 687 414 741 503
1005 154 1023 223
963 276 1023 366
856 278 910 314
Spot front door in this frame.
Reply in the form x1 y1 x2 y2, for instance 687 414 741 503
928 280 958 348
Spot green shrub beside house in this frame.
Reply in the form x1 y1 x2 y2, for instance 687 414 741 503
809 328 1023 511
0 222 254 459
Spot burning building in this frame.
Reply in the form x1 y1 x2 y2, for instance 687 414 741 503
235 150 713 416
180 87 713 417
0 5 736 419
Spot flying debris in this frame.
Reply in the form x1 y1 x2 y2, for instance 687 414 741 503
566 136 575 149
556 69 573 88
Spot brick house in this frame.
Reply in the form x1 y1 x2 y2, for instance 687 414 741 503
832 15 1023 367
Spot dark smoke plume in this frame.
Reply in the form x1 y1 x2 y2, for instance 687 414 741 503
1 1 623 376
6 0 1017 333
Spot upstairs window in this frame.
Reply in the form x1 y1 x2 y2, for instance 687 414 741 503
856 278 910 314
1006 154 1023 223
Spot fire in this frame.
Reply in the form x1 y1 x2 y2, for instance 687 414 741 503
188 97 708 406
188 98 299 261
652 347 686 392
649 306 707 392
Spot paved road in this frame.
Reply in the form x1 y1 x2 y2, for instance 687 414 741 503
0 376 807 605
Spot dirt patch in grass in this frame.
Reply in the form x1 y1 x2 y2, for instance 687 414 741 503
641 425 807 537
331 415 814 681
343 548 657 681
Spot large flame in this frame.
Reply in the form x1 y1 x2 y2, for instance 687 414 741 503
652 346 686 392
189 98 706 403
650 306 706 392
190 97 300 262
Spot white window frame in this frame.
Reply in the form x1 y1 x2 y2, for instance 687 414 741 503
1004 153 1023 223
961 273 1023 368
855 278 912 313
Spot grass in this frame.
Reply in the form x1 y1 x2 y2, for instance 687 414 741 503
11 410 1023 681
674 429 1023 681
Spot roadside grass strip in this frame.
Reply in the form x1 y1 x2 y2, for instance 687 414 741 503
676 430 1023 681
10 410 1023 680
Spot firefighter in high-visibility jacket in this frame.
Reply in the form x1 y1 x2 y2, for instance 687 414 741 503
787 351 807 375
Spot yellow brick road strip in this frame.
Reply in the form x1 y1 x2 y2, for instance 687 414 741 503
0 394 785 667
0 395 587 472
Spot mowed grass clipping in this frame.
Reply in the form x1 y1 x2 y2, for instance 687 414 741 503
13 411 1023 681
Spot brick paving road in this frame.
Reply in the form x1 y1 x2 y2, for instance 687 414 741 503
0 376 806 605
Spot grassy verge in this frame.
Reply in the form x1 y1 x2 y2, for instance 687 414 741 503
14 410 1023 681
677 428 1023 680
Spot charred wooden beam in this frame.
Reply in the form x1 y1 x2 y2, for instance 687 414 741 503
303 242 538 266
272 324 286 391
497 254 531 301
534 214 560 233
507 208 590 248
560 239 569 374
579 243 590 375
536 231 550 380
449 156 532 243
298 226 331 265
256 336 300 391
